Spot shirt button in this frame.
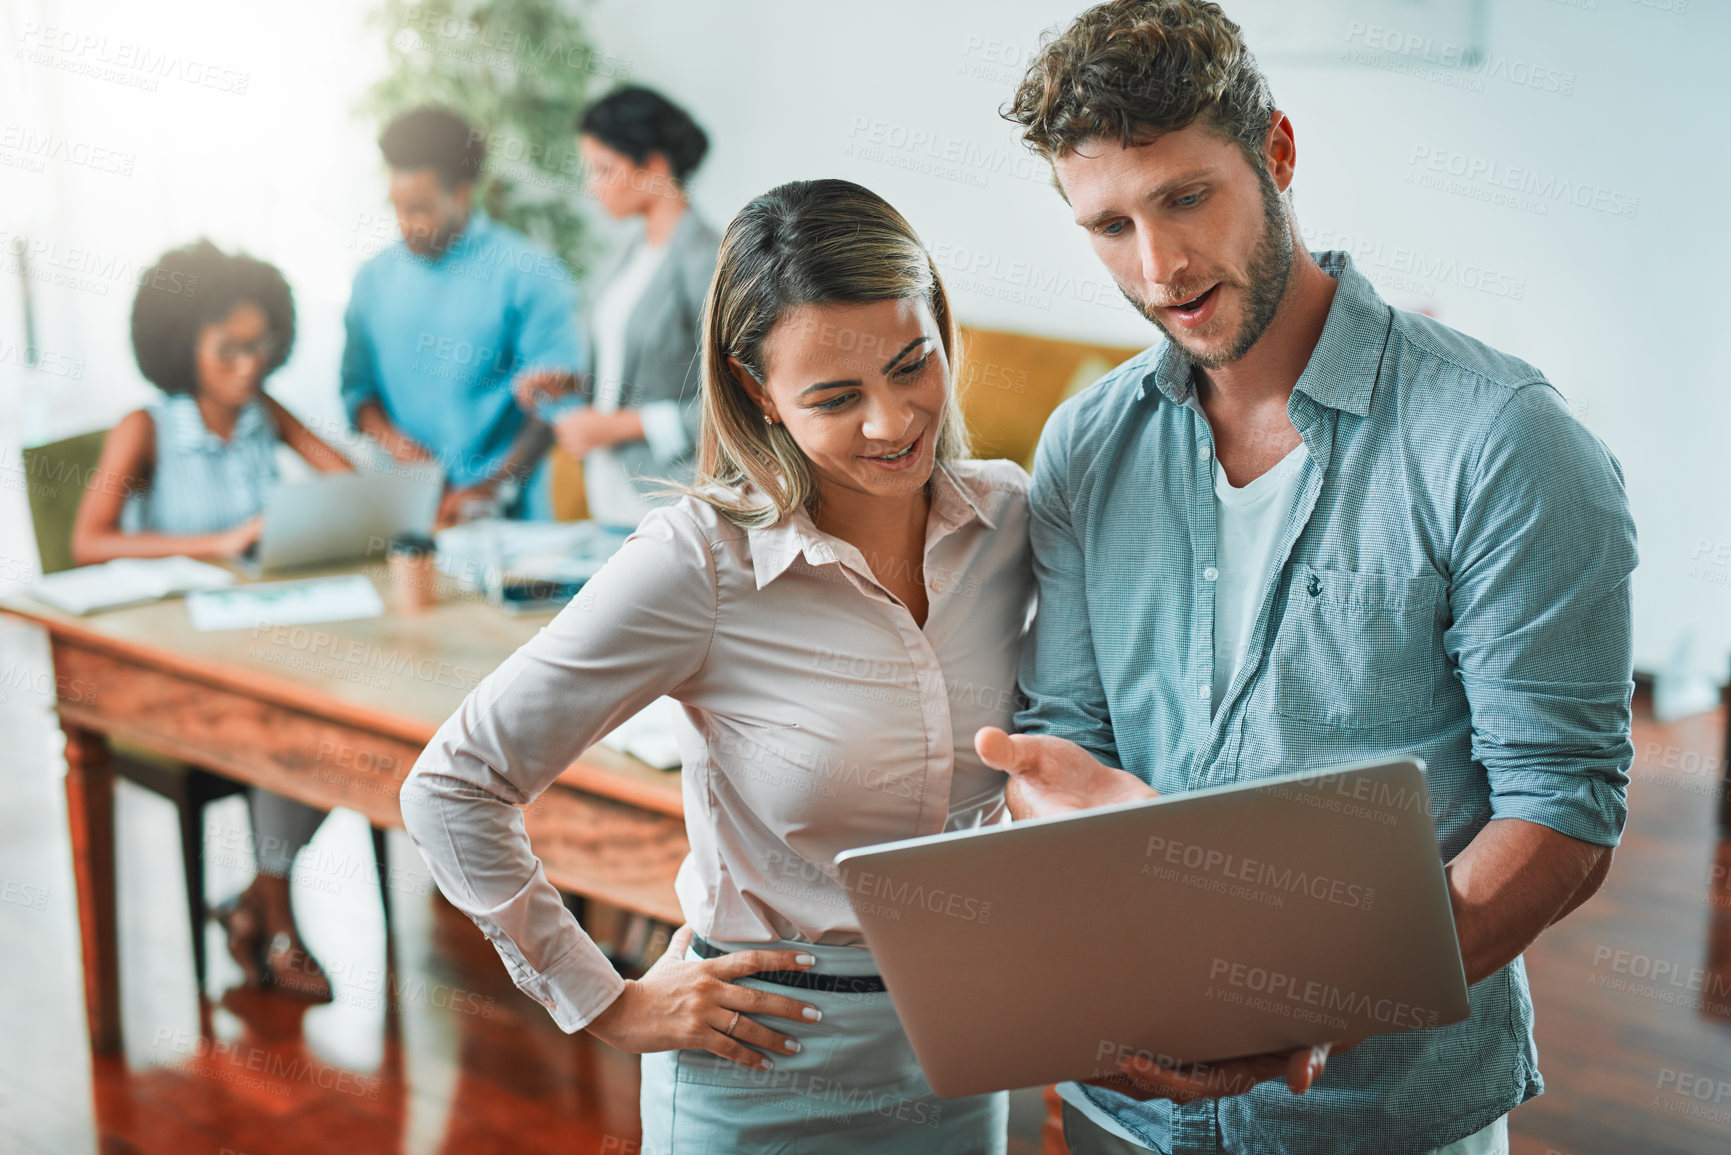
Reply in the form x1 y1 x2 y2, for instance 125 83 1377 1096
1199 683 1211 700
1203 566 1219 582
1198 443 1211 460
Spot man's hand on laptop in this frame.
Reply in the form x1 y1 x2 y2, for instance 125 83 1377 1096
1086 1037 1364 1104
973 728 1157 820
436 482 497 529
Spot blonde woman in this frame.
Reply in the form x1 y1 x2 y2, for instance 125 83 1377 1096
401 178 1030 1153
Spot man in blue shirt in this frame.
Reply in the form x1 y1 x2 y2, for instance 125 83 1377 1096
342 106 582 520
976 3 1637 1153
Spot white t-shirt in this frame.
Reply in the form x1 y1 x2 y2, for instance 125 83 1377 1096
1210 443 1307 715
585 240 667 528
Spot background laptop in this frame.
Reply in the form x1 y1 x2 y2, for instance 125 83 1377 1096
253 469 442 574
833 757 1471 1099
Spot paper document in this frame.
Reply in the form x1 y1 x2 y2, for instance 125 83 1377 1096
32 556 237 615
186 574 385 632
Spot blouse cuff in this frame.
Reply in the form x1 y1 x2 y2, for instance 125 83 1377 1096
516 935 629 1033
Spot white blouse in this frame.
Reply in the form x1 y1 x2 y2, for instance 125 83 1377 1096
401 458 1034 1031
584 239 666 528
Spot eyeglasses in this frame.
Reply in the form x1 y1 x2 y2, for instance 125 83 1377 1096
203 334 280 365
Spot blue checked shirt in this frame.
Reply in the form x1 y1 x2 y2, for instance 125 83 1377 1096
1018 251 1637 1154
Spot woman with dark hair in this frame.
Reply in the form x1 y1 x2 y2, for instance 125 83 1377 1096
406 179 1028 1152
72 239 352 563
515 85 721 527
72 240 353 1002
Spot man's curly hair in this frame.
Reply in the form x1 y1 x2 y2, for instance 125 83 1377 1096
1003 0 1277 172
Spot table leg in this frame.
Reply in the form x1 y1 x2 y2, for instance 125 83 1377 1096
1722 676 1731 830
62 723 120 1055
1722 674 1731 829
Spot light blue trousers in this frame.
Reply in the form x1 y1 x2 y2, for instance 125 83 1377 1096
248 787 325 876
638 937 1007 1154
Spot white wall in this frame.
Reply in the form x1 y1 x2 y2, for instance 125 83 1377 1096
0 0 390 596
0 0 385 447
585 0 1731 679
3 0 1726 679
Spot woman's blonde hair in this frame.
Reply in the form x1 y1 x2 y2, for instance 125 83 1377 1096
685 178 970 529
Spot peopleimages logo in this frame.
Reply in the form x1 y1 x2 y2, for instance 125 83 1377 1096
1303 229 1527 302
15 21 251 94
1143 835 1376 910
1407 145 1640 220
1343 22 1576 96
680 1065 946 1129
0 125 135 175
0 231 200 298
841 865 993 925
1208 958 1441 1031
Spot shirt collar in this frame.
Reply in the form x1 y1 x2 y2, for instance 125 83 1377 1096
1145 250 1392 418
160 395 268 453
746 462 998 590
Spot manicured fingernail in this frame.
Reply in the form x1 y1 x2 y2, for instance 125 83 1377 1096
759 1058 774 1070
795 954 816 966
784 1039 801 1053
802 1007 822 1021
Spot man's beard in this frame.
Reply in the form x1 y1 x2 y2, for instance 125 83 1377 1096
407 217 463 257
1123 170 1295 370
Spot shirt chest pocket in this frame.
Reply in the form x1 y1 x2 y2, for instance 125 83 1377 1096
1269 565 1443 730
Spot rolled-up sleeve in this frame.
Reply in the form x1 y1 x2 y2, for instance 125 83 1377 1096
400 504 717 1030
1444 382 1638 846
1014 402 1123 770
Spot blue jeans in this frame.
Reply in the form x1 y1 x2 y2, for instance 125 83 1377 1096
1061 1102 1509 1154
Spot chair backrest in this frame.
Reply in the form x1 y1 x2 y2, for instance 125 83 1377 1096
22 429 110 575
549 446 589 522
956 325 1144 469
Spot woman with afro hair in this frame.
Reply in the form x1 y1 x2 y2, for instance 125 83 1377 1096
72 239 354 1001
72 239 352 563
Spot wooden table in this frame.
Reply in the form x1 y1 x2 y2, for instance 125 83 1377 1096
2 564 687 1055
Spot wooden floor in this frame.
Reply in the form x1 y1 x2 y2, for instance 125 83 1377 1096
1 614 1726 1152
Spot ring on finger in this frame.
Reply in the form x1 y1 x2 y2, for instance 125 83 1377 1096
724 1010 740 1038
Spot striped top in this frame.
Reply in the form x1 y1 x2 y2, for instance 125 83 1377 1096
123 394 280 535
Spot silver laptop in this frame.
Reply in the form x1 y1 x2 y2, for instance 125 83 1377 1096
253 470 442 573
832 757 1470 1098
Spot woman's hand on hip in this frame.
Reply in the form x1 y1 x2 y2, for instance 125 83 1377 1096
584 925 824 1069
